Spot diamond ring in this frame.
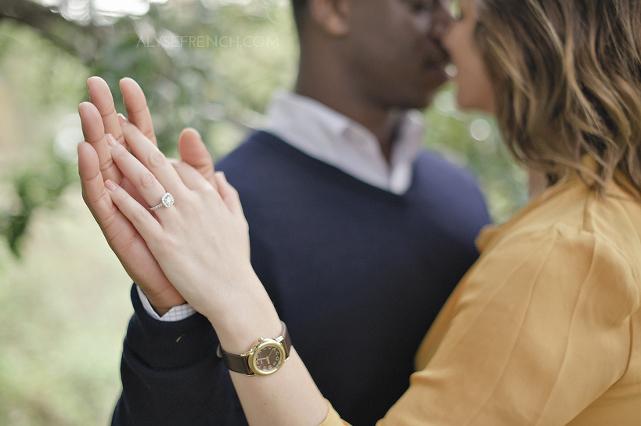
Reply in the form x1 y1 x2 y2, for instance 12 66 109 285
149 192 174 211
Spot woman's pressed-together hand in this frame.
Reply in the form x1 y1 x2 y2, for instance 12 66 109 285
97 118 280 348
78 77 221 314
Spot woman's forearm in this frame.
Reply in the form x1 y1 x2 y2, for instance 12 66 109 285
211 282 328 426
231 348 328 426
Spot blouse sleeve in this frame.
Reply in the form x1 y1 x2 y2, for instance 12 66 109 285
320 223 639 426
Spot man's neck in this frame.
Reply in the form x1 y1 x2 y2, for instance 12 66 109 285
295 81 405 163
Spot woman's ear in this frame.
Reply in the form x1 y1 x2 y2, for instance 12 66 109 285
308 0 351 36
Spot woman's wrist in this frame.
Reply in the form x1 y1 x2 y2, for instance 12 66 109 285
206 272 283 354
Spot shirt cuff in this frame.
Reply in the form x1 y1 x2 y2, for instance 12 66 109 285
136 285 197 322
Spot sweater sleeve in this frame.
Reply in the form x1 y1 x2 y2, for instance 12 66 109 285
111 285 249 426
320 224 639 425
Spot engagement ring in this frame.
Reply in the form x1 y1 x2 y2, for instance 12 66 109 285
149 192 174 211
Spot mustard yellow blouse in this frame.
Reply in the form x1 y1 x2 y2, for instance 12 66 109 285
321 163 641 425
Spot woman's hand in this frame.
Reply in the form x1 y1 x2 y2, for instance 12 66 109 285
78 76 219 315
100 118 278 347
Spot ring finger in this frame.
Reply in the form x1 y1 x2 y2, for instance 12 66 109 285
107 134 175 218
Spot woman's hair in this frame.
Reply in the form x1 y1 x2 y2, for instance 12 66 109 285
474 0 641 197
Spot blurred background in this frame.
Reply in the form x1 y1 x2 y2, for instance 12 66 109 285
0 0 528 424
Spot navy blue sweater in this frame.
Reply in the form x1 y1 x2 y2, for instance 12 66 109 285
112 131 491 426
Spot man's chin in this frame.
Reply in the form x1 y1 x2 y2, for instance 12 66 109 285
400 79 447 110
396 89 438 111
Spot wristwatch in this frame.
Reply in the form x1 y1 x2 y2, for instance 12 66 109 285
216 321 291 376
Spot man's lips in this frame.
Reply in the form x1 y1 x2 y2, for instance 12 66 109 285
422 47 451 71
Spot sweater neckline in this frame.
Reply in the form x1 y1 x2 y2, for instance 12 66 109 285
255 131 416 202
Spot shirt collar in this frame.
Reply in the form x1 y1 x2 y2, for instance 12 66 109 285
261 90 424 194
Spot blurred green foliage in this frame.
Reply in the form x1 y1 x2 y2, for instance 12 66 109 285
0 0 527 424
0 0 300 256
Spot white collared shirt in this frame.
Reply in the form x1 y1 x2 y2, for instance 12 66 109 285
263 90 424 194
142 91 425 321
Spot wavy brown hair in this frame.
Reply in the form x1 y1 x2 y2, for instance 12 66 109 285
473 0 641 197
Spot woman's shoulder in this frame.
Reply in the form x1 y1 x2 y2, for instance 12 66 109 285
484 179 641 256
473 180 641 317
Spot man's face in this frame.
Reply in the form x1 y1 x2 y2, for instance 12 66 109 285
345 0 452 110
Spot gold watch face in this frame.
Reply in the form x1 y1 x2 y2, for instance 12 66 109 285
250 341 285 376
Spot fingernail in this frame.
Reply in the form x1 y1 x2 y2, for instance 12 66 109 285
117 113 129 126
105 179 117 191
106 133 117 147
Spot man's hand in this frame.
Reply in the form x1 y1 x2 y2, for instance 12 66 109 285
78 76 217 315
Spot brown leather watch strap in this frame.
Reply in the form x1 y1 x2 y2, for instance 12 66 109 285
217 345 253 375
217 322 291 376
282 323 292 358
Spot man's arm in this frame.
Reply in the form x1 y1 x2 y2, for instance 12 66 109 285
111 285 249 426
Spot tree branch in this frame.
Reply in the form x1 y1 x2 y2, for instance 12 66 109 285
0 0 105 64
